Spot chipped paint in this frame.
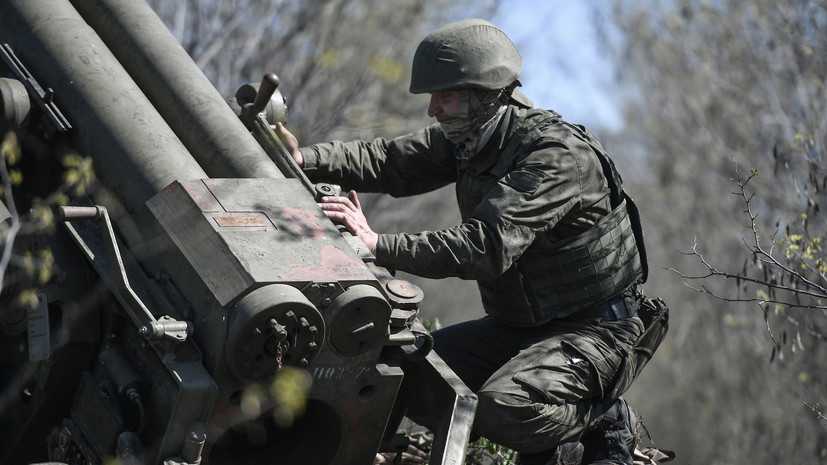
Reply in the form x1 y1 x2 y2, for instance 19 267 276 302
282 207 326 240
181 180 223 212
280 244 371 281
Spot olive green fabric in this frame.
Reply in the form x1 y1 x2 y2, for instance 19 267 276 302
513 199 643 319
510 88 534 108
431 312 643 453
299 102 650 454
478 113 645 323
409 18 522 93
299 105 619 326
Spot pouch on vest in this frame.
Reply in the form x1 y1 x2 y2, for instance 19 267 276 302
605 296 670 400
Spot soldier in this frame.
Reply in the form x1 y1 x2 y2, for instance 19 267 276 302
277 18 650 465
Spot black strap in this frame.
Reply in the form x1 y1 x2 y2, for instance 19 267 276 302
571 123 649 282
560 121 650 283
567 296 639 321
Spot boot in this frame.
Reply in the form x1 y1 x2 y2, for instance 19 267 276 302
517 441 583 465
580 397 639 465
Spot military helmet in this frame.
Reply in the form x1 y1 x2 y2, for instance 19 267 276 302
409 18 522 94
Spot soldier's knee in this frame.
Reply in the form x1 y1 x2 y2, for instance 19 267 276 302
473 391 554 451
474 390 586 453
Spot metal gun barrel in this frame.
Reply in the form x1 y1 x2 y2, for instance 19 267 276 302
70 0 285 180
0 0 208 214
0 2 478 464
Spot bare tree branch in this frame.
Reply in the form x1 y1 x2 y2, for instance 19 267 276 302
671 161 827 313
0 142 21 296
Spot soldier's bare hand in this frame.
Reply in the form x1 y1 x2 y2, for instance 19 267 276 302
271 122 302 166
319 190 378 254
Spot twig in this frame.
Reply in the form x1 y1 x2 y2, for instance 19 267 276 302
800 399 827 423
670 160 827 344
0 152 21 296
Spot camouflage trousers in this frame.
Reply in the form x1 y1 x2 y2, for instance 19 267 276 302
432 314 643 454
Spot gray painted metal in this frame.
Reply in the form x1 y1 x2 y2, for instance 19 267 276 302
0 1 479 463
0 77 29 131
70 0 285 180
0 0 208 213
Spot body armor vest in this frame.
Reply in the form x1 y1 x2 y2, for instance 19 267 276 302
474 112 648 326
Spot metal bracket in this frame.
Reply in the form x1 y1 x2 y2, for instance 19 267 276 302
1 43 72 136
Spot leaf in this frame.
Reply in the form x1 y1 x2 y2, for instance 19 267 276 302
1 132 21 164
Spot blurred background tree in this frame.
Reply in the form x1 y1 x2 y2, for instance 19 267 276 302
141 0 827 463
597 1 827 463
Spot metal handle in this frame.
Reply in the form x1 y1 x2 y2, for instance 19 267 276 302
60 204 190 343
58 205 104 221
254 73 280 113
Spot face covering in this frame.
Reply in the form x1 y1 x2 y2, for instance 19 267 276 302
437 88 509 146
436 89 475 143
437 114 477 143
462 105 507 157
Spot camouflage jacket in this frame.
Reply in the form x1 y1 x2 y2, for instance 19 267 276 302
299 106 614 324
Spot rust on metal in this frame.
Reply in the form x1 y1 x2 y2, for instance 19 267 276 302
386 279 423 300
181 180 223 212
212 213 270 228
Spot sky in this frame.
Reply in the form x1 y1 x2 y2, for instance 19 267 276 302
491 2 623 131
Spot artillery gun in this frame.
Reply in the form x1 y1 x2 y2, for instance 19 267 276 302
0 1 476 464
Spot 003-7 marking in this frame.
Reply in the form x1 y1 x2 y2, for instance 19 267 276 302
311 365 372 381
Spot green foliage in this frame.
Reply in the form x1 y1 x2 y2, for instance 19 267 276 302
61 153 95 197
0 132 22 199
0 131 96 302
420 317 441 332
465 436 518 465
368 56 407 85
1 131 21 164
237 367 313 429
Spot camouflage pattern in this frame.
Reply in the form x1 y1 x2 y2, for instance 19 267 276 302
431 314 642 453
300 106 628 324
299 102 647 455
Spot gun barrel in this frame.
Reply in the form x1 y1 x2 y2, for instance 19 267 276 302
70 0 285 180
0 0 208 213
0 2 478 464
